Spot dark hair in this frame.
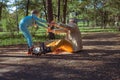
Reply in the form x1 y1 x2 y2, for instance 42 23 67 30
31 10 39 14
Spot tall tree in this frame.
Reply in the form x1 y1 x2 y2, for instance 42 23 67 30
42 0 47 20
46 0 55 39
57 0 60 22
93 0 97 27
0 0 3 20
0 0 8 20
46 0 53 22
15 0 19 32
62 0 67 23
26 0 30 16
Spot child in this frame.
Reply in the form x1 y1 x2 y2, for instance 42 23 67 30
19 10 48 54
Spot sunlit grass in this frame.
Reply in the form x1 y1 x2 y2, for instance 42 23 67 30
0 27 119 46
79 27 118 32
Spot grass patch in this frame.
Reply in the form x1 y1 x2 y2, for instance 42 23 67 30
0 27 119 46
79 27 119 32
0 31 65 46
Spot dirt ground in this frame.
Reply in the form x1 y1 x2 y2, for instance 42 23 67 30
0 32 120 80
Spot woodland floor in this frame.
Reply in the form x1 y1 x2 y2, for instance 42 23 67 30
0 32 120 80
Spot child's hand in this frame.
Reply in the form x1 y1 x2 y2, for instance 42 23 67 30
34 25 39 30
47 27 54 33
49 21 56 26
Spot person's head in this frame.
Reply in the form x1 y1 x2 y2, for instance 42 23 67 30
31 10 40 17
69 18 77 23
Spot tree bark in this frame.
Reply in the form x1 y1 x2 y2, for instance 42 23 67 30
0 6 2 21
46 0 53 22
42 0 48 20
93 0 97 27
57 0 60 22
0 1 3 21
26 0 29 16
115 15 120 31
63 0 67 23
46 0 55 39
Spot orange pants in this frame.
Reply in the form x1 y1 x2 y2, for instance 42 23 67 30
46 39 73 53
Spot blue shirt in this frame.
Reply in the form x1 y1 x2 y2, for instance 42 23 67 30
19 14 47 28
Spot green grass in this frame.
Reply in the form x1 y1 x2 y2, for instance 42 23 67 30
0 31 65 46
79 27 118 32
0 27 119 46
0 38 25 46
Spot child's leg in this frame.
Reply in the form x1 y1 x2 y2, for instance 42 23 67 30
19 25 33 48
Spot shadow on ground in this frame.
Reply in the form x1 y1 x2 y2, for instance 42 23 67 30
0 53 120 80
0 32 120 80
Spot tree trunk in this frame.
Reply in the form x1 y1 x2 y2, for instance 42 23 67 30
93 0 97 27
42 0 48 20
46 0 55 39
63 0 67 23
103 11 108 29
0 1 3 21
46 0 53 22
26 0 29 16
15 0 19 33
0 6 2 21
57 0 60 22
115 15 120 31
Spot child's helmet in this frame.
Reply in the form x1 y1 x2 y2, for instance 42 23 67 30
33 47 40 54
